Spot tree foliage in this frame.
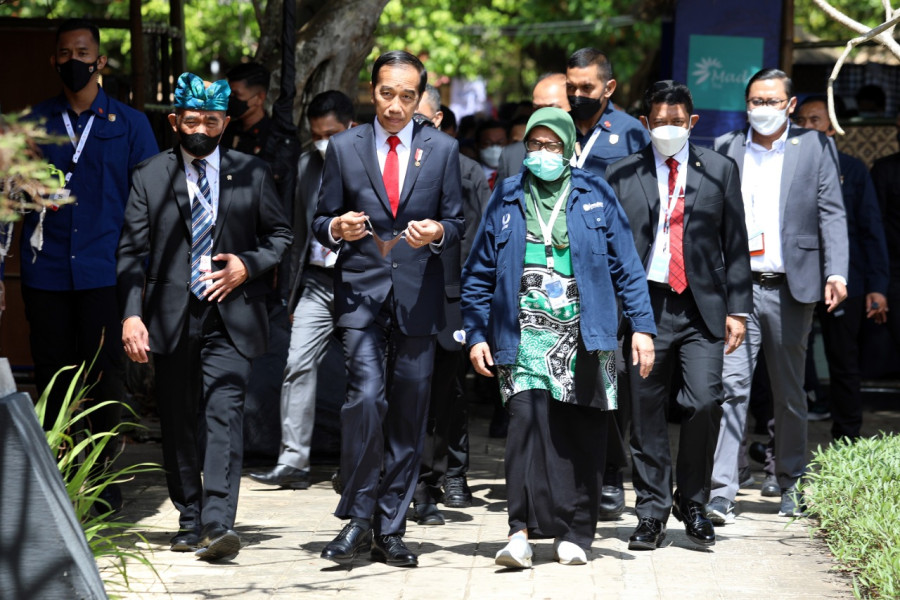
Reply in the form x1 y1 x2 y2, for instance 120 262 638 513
372 0 661 104
796 0 889 40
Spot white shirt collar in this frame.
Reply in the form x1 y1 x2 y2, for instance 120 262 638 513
180 145 221 174
373 117 415 151
651 138 691 170
746 125 789 154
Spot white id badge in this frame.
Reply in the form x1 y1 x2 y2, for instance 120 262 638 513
747 224 765 256
50 188 71 202
544 274 569 310
199 255 212 273
647 250 670 282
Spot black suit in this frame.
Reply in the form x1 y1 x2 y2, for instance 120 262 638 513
607 143 751 518
311 122 464 536
117 147 292 531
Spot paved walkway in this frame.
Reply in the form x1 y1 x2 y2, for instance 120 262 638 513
106 402 900 600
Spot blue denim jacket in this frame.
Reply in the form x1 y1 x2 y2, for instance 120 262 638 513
461 168 656 365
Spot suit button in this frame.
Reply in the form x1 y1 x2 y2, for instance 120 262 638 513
392 262 398 268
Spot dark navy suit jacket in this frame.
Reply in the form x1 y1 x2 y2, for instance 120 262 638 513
311 122 464 336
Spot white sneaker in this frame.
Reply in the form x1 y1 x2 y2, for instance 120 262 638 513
495 535 533 569
553 539 587 565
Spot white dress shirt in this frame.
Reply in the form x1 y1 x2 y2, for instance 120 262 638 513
373 117 414 194
181 146 221 223
741 126 787 273
646 142 690 283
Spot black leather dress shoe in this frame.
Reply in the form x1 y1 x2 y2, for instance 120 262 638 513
414 503 445 526
442 476 473 508
170 529 200 552
672 496 716 547
249 464 310 489
749 441 767 464
195 522 241 561
598 468 625 520
371 534 418 567
628 517 666 550
320 523 373 563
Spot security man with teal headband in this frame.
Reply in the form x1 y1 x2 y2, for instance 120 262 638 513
117 72 292 562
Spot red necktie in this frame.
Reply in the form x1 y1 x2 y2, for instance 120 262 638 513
384 135 401 216
666 157 687 293
488 170 498 190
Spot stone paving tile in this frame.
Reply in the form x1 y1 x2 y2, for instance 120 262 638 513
105 405 900 599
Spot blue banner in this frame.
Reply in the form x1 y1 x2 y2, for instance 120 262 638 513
671 0 784 144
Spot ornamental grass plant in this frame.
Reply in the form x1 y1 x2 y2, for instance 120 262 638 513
35 362 162 597
802 434 900 599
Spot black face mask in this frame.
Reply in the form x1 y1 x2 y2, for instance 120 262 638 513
568 95 603 121
57 58 98 93
179 131 220 157
227 95 249 119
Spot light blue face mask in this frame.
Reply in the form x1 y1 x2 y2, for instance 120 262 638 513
523 150 567 181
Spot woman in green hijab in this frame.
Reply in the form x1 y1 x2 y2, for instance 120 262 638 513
462 107 656 568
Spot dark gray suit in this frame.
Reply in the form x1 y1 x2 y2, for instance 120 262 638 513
496 142 525 183
607 143 752 518
710 125 848 501
117 147 292 531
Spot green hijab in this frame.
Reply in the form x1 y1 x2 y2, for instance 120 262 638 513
523 107 576 248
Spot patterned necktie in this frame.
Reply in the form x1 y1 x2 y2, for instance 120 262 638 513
666 157 687 293
190 158 214 299
384 135 401 216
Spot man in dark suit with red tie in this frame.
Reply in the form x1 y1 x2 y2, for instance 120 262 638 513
606 80 751 550
117 73 292 561
311 51 464 567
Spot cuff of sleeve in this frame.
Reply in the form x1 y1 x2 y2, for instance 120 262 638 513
328 218 342 246
827 275 847 286
122 315 141 324
728 313 750 318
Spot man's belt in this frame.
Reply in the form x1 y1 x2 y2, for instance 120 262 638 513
751 272 786 287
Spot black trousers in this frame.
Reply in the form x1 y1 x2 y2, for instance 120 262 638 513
415 344 466 504
817 295 865 440
22 285 124 458
335 299 436 536
627 286 724 520
604 339 632 472
153 298 251 531
505 389 608 550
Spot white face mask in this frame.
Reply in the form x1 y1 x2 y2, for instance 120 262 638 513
747 105 789 136
479 145 503 169
649 125 691 157
314 139 329 159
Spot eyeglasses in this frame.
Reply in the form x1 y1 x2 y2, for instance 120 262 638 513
524 139 564 154
747 98 788 108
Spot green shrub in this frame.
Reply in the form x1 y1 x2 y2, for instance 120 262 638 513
802 434 900 599
35 363 162 596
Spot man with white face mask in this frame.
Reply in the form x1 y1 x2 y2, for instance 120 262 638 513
708 68 848 524
607 80 752 550
249 90 355 490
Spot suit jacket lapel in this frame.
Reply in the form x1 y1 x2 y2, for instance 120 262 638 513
354 125 392 214
216 149 235 242
779 127 801 224
399 124 431 211
170 149 192 237
683 144 706 233
636 146 661 238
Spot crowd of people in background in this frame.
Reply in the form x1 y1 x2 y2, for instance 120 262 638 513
15 16 900 569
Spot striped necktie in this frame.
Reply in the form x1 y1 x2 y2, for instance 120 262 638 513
190 158 214 299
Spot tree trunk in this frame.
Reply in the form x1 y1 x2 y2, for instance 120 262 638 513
256 0 391 125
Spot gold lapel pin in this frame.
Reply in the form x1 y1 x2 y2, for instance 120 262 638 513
791 138 799 145
226 174 232 180
109 114 116 122
695 161 701 167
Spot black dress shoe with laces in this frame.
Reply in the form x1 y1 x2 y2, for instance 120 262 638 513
672 494 716 547
628 517 666 550
598 467 625 520
170 529 200 552
195 522 241 561
371 534 418 567
442 476 473 508
249 464 310 489
414 503 445 525
320 522 373 563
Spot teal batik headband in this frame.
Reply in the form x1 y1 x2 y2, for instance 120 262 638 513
173 72 231 111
